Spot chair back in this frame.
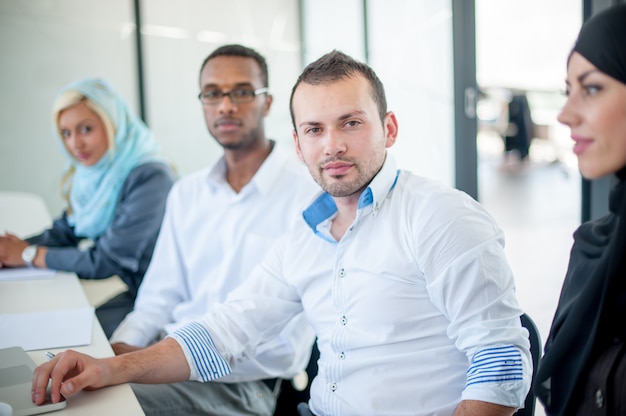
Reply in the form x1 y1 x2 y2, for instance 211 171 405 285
514 313 541 416
0 191 52 237
273 341 320 415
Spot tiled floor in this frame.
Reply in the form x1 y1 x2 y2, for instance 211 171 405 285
478 131 581 416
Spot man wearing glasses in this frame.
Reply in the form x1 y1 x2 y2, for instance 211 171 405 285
199 86 268 105
108 44 317 416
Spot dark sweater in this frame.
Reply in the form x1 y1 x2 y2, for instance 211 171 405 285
26 162 175 296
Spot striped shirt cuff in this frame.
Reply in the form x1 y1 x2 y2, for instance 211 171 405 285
169 321 232 382
466 345 524 386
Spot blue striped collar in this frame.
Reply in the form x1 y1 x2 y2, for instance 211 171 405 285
302 154 400 241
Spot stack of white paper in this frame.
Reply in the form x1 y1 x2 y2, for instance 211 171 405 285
0 306 94 351
0 267 56 281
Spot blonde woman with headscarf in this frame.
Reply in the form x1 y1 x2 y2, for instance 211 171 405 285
0 78 176 337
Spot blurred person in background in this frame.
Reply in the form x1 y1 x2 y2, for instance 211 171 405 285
0 77 176 338
534 4 626 415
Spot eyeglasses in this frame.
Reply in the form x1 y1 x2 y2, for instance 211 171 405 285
198 87 268 105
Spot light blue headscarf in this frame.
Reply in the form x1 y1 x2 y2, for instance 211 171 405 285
53 78 164 239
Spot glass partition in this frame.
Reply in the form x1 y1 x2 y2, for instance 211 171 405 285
301 0 455 186
141 0 301 176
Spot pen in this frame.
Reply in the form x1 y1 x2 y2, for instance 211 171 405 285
45 351 55 361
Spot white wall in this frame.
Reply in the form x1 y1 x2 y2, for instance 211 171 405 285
369 0 454 183
0 0 137 217
141 0 301 177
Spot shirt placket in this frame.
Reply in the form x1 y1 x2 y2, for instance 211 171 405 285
324 212 361 415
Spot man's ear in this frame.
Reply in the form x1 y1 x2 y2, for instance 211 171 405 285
384 111 398 148
263 94 273 116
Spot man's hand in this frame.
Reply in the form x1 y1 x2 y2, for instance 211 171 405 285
31 350 114 405
32 338 191 406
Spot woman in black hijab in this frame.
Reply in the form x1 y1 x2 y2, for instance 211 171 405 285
534 4 626 415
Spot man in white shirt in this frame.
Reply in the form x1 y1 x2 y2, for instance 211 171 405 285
34 50 532 416
108 44 318 415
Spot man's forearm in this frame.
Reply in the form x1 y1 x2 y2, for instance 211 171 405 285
111 342 141 356
110 337 190 384
452 400 516 416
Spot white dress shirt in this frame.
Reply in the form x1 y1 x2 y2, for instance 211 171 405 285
111 144 319 381
171 154 532 415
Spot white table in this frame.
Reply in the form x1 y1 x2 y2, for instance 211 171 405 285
0 191 145 415
1 272 145 416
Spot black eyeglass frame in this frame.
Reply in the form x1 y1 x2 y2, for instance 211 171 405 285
197 87 269 105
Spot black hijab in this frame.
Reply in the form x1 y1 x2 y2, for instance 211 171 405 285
534 4 626 415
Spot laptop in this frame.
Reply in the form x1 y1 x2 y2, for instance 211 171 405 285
0 347 66 415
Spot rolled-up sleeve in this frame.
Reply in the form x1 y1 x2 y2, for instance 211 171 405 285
169 321 232 382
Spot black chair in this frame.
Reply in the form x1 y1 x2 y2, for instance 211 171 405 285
273 341 320 416
514 313 541 416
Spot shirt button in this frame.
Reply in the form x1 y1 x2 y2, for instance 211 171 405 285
330 383 337 391
340 316 347 325
338 352 345 359
339 268 345 278
595 388 604 408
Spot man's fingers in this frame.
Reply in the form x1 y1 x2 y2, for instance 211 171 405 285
31 360 56 405
49 351 88 400
32 350 86 405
